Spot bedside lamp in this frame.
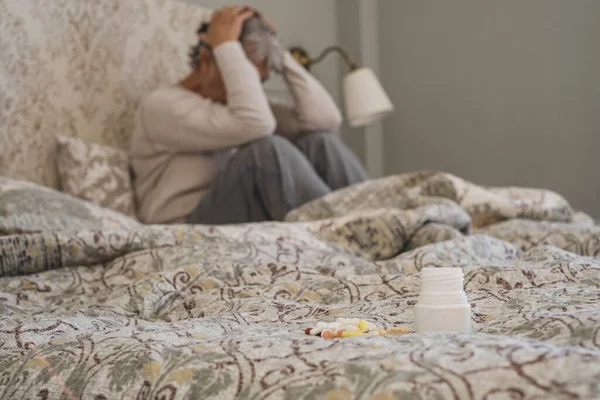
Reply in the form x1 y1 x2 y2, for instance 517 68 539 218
290 46 394 128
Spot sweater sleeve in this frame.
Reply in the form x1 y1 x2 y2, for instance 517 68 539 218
271 51 343 139
143 41 276 153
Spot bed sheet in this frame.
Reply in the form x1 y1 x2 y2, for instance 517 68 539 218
1 172 599 399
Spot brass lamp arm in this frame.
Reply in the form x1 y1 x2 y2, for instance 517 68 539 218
312 46 358 71
290 45 358 71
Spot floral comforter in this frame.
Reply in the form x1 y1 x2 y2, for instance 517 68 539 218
1 171 599 399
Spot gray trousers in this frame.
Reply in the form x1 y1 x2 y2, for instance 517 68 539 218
187 133 368 225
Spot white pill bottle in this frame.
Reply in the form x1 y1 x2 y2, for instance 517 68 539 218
415 267 471 333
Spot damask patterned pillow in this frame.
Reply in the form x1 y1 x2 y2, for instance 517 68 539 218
0 177 140 235
56 136 137 218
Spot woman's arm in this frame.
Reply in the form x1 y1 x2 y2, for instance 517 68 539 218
143 8 276 152
271 51 343 139
144 42 276 153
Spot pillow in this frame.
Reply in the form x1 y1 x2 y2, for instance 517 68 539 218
56 136 137 218
0 177 141 235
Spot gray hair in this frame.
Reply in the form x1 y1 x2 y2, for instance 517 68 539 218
189 15 284 72
239 15 284 72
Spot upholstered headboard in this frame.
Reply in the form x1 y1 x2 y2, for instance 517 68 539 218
0 0 211 189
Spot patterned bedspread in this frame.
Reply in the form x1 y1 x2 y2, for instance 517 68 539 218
1 172 599 399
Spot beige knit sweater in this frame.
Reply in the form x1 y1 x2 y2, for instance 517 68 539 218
130 41 342 224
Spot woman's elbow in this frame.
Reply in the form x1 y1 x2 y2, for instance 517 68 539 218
332 110 343 132
246 114 277 138
319 109 343 133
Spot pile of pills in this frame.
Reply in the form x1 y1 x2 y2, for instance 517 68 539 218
304 318 411 339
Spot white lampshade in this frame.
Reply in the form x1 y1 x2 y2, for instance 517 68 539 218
343 68 394 128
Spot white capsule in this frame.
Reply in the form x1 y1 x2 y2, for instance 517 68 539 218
327 323 342 331
342 325 359 332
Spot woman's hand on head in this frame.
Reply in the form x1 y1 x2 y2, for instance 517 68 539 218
206 6 254 49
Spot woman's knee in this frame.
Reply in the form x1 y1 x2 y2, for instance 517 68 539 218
239 135 301 160
295 132 341 148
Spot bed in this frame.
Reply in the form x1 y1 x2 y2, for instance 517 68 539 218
1 1 599 399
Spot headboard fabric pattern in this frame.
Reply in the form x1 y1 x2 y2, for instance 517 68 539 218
0 0 211 189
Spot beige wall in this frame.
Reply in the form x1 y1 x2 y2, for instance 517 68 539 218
378 0 600 217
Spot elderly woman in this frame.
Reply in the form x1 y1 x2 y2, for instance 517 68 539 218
130 6 367 225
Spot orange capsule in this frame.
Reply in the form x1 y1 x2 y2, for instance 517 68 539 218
386 327 411 335
321 330 335 339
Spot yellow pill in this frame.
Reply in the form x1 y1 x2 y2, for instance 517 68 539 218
341 331 365 338
386 327 411 335
358 319 369 331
